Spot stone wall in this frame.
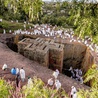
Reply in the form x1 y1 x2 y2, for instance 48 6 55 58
18 37 64 72
24 38 49 67
63 42 87 69
63 42 94 75
49 43 64 72
81 48 94 74
18 38 34 55
18 37 95 74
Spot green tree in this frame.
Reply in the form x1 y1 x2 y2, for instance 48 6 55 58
77 64 98 98
69 0 98 43
0 78 12 98
2 0 43 22
22 77 68 98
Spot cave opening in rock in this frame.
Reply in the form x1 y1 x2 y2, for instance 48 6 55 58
62 42 94 79
6 35 25 52
6 37 18 52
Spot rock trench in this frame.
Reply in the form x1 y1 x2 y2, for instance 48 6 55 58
0 41 90 93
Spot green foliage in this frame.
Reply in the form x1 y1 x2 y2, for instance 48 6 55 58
0 0 43 22
75 18 98 38
0 19 33 33
69 0 98 43
22 77 68 98
0 78 12 98
0 77 69 98
77 64 98 98
84 64 98 88
0 0 98 44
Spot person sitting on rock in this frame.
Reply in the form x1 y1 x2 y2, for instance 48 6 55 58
79 76 83 84
2 63 8 70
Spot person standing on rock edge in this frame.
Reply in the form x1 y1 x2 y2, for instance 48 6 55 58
15 74 20 87
20 67 25 82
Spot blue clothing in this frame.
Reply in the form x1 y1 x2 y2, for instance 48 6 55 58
11 68 16 75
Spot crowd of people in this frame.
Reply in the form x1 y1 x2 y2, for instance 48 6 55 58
2 64 78 98
2 63 25 87
47 69 78 98
64 67 83 84
10 24 98 53
47 69 61 90
2 63 41 89
1 18 98 56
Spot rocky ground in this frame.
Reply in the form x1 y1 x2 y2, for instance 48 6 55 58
0 37 90 94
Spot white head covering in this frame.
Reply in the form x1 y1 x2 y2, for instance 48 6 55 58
71 86 74 89
71 86 77 95
2 64 7 70
48 78 53 86
55 79 61 90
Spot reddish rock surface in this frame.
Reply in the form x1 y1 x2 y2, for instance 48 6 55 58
0 42 90 93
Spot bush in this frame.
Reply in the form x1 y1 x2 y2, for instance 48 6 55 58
0 78 12 98
0 77 69 98
22 77 68 98
0 19 33 33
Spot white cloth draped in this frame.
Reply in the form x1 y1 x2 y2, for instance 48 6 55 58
20 69 25 79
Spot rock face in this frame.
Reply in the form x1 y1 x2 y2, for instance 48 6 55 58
18 38 35 55
49 43 64 72
63 42 94 74
81 48 94 74
63 42 86 70
18 37 64 72
0 42 90 93
0 34 95 74
18 37 95 74
24 38 49 67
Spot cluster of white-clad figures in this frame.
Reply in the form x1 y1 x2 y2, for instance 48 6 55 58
0 18 98 53
2 63 33 87
69 67 83 84
48 69 60 90
1 20 98 55
2 64 25 82
2 64 77 98
47 69 78 98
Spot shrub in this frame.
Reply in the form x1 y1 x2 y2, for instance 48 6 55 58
0 78 12 98
0 77 69 98
22 77 68 98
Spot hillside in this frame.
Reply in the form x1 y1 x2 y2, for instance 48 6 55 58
0 35 90 94
0 19 33 33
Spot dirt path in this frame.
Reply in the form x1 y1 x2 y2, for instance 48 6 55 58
0 42 89 93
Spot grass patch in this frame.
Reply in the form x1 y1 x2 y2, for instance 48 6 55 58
0 19 34 33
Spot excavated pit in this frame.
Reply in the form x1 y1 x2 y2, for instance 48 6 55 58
2 34 94 76
6 37 18 52
4 34 25 52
